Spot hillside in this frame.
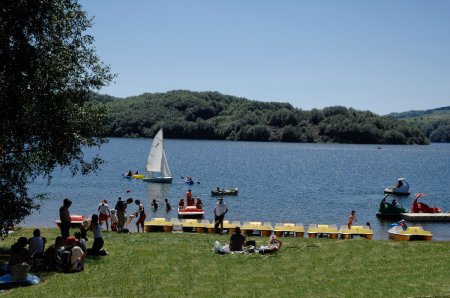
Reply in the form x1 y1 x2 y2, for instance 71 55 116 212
90 90 429 145
390 107 450 142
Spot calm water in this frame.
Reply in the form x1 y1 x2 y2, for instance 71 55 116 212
26 138 450 240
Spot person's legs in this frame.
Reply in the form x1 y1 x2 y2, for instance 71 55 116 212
214 216 220 234
92 237 104 255
61 222 70 238
219 218 224 234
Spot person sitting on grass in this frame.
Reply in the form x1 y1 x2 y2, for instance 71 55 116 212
63 236 85 273
43 236 65 270
28 228 46 259
8 237 31 281
88 214 105 256
258 233 283 254
229 227 246 252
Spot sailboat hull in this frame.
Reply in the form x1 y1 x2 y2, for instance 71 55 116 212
143 177 173 183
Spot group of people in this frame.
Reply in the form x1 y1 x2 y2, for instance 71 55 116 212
178 189 203 210
214 227 283 255
99 197 147 233
7 228 87 281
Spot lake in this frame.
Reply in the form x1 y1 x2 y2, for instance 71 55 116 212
26 138 450 240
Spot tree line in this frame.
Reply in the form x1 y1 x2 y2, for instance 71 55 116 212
90 90 429 145
390 107 450 143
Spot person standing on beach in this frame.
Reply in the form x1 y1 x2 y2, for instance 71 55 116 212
115 197 125 232
98 199 111 231
214 197 228 234
133 199 146 233
59 198 72 238
348 210 357 229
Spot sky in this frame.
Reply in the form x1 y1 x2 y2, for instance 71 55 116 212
80 0 450 115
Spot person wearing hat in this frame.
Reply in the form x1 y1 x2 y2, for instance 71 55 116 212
214 197 228 234
59 198 72 238
64 236 85 272
98 199 111 231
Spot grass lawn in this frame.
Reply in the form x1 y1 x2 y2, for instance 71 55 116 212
1 228 449 297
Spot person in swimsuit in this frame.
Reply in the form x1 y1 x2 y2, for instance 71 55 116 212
134 199 146 233
348 210 357 229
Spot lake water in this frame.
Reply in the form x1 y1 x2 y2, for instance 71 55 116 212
26 138 450 240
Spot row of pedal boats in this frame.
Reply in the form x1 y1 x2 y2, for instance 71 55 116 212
55 215 434 241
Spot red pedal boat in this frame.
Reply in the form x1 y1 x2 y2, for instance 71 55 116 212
178 206 204 219
55 214 86 228
411 193 442 213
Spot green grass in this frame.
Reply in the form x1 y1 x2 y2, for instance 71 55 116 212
1 228 450 297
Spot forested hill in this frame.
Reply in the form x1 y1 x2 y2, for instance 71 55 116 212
390 107 450 143
90 90 429 145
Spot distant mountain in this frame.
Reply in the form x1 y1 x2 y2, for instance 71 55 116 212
89 90 429 145
389 107 450 142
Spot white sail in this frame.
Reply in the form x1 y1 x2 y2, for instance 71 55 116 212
146 129 164 173
161 149 171 177
143 128 172 183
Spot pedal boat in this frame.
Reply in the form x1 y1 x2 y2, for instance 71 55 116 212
388 225 432 241
307 224 339 239
384 178 410 195
177 205 204 219
339 225 373 240
376 194 408 219
55 214 86 228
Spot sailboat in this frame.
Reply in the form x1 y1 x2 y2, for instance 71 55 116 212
142 129 173 183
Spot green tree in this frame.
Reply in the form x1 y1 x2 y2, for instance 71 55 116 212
0 0 114 230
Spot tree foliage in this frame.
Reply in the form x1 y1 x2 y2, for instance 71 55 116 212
390 107 450 142
0 0 114 230
93 90 429 145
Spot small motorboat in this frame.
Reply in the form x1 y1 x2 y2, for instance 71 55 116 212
55 214 86 228
384 178 410 195
376 194 408 219
211 187 239 196
178 206 204 219
388 225 432 241
411 193 442 213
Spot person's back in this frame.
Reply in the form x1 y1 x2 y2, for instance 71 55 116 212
229 227 246 251
9 237 31 281
62 236 85 273
28 229 46 258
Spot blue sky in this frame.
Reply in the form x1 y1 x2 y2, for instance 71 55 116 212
80 0 450 115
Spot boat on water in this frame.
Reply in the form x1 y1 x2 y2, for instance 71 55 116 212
211 187 239 196
307 224 339 239
178 206 204 219
388 225 432 241
123 172 145 179
384 178 410 195
142 129 172 183
182 176 195 185
339 225 373 240
376 194 408 219
410 193 442 213
55 215 86 228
